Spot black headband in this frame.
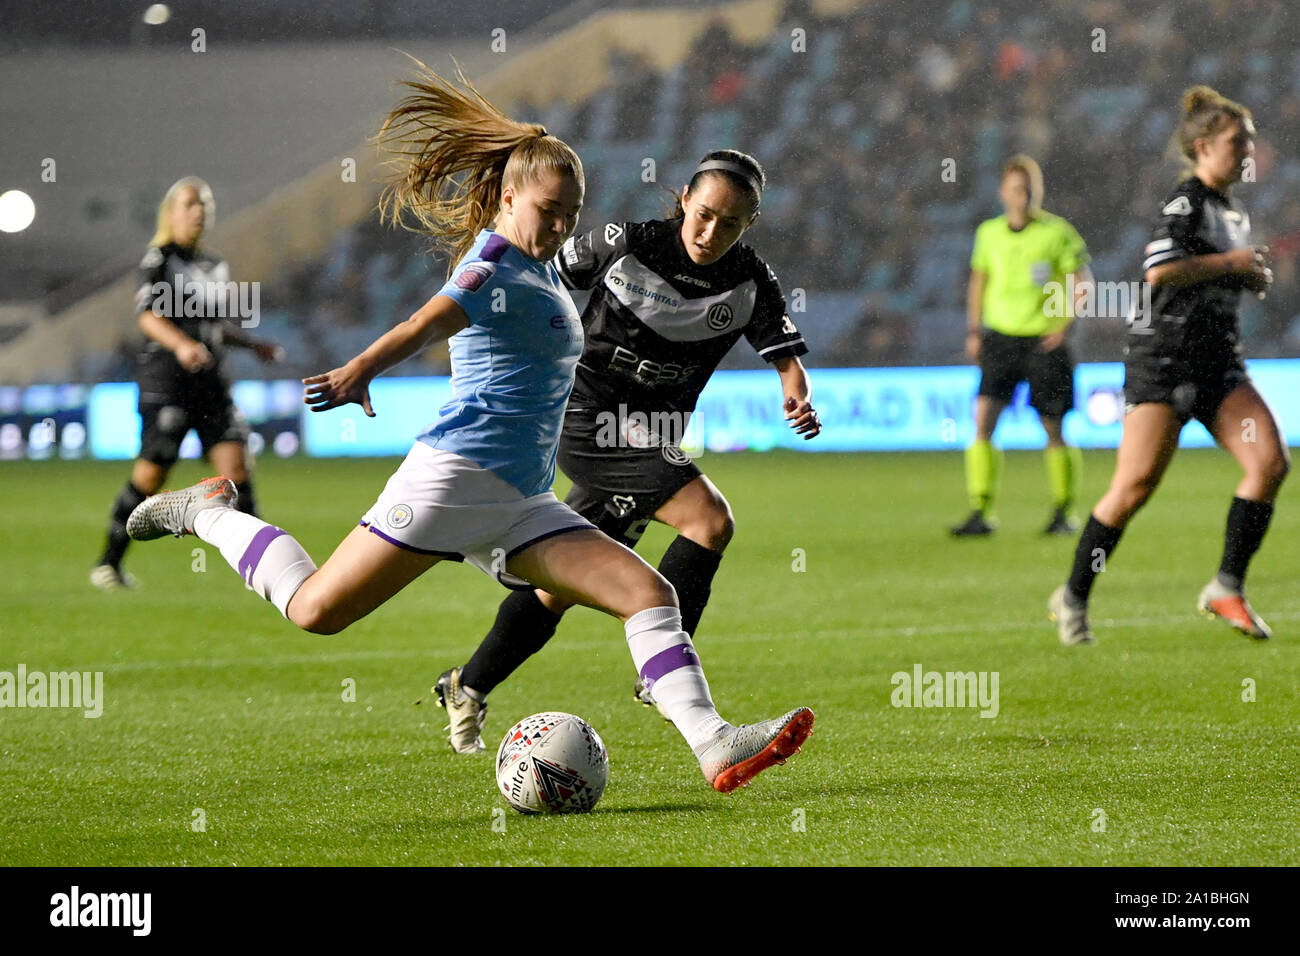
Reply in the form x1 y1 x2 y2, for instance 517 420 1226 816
693 159 762 197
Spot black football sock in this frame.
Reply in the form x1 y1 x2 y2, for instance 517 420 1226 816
460 589 563 695
98 481 149 568
657 535 724 638
1066 515 1124 606
234 481 259 517
1216 497 1274 591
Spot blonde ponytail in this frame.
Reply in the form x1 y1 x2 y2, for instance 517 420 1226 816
376 57 583 273
1176 85 1253 165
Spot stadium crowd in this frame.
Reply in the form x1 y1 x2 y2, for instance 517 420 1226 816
96 0 1300 381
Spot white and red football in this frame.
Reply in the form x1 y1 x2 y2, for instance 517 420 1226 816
495 712 609 814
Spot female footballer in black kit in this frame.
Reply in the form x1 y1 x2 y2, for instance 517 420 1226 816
91 177 282 590
434 149 822 753
1050 87 1289 645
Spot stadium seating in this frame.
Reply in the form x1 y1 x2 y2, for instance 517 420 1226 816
10 0 1300 383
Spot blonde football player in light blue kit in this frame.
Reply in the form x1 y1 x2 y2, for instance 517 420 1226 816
126 62 813 794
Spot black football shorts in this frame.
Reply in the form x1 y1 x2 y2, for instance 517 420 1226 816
557 407 704 548
977 328 1075 418
1123 348 1249 429
137 380 249 467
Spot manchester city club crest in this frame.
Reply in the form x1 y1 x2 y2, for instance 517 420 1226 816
386 504 414 529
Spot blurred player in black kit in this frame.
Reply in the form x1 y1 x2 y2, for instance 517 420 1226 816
91 177 282 590
435 149 822 752
1050 87 1289 645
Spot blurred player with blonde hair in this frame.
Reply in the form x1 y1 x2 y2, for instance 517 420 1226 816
91 176 281 590
1050 86 1288 644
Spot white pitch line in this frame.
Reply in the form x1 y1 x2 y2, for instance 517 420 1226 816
81 609 1300 675
752 609 1300 642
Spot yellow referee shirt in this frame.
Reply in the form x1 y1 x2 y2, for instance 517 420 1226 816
970 211 1090 337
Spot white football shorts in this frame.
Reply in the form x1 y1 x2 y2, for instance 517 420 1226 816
359 442 593 589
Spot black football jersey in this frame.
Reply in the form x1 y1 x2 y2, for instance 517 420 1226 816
555 219 807 414
134 242 236 396
1133 178 1254 358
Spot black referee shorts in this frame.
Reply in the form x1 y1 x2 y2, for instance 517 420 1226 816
137 380 249 468
557 408 703 549
977 328 1075 418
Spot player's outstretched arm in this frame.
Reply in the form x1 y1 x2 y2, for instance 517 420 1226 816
303 293 470 417
222 324 285 364
775 356 821 439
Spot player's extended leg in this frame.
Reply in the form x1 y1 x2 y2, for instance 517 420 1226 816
952 396 1005 536
507 529 813 793
1198 382 1291 638
613 475 737 715
448 478 736 743
282 525 443 633
507 528 671 620
453 482 641 706
208 439 261 517
1049 403 1181 645
1039 414 1082 535
127 478 441 633
447 479 734 744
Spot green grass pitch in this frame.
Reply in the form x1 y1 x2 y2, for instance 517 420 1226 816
1 449 1296 866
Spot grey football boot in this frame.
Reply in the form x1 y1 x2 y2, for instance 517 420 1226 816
697 707 815 793
127 476 237 540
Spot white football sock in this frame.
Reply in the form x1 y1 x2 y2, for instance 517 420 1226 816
192 507 316 617
624 606 731 751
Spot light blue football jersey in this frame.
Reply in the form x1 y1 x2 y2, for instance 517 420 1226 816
418 230 583 497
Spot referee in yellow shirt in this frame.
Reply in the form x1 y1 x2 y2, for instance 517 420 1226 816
952 154 1093 536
